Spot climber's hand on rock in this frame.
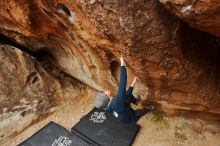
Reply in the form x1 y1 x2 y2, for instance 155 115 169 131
130 77 138 87
133 77 138 83
120 56 125 66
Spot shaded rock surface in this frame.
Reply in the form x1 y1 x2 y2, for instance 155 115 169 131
159 0 220 37
0 0 220 122
0 44 62 142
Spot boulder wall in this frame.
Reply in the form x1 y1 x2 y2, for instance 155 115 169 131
159 0 220 37
0 0 220 119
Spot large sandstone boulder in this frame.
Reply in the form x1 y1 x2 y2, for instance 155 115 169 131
0 0 219 120
159 0 220 37
0 44 61 143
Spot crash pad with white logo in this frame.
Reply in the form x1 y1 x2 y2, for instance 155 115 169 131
18 122 92 146
18 108 139 146
71 108 140 146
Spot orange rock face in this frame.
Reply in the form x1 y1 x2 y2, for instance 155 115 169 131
0 0 220 120
159 0 220 37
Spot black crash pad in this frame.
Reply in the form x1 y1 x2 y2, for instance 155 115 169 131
19 108 140 146
18 121 92 146
71 108 140 146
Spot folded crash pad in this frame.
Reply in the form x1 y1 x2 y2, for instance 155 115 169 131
71 108 140 146
18 121 93 146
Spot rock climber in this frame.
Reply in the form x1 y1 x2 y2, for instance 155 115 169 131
95 56 155 124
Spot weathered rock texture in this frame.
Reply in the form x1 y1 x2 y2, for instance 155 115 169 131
0 0 220 120
159 0 220 37
0 44 62 143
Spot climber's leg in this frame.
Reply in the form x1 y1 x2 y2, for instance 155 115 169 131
111 58 127 110
134 104 155 122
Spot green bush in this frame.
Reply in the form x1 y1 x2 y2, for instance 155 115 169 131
150 111 170 129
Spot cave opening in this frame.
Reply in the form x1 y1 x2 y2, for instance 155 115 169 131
0 33 35 56
103 48 121 82
0 33 55 62
110 60 120 82
178 22 220 91
57 3 71 17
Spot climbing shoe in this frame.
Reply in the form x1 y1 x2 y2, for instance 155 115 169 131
135 95 141 102
145 104 155 112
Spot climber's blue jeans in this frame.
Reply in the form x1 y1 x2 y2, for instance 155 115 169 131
107 66 150 123
113 66 138 107
111 66 127 111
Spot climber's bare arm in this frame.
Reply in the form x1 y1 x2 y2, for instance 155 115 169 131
130 77 137 87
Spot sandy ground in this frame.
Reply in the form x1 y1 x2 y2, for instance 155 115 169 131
2 89 220 146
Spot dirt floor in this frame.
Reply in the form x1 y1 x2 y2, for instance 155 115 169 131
2 89 220 146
